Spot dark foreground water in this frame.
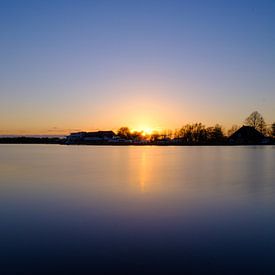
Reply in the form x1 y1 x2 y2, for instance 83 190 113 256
0 145 275 274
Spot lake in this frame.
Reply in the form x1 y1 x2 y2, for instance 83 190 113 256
0 144 275 274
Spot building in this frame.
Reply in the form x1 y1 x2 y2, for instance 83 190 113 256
83 131 115 142
228 126 266 145
66 132 86 143
66 131 116 144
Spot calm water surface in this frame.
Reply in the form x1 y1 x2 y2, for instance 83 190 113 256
0 145 275 274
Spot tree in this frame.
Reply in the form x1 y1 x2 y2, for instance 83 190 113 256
244 111 266 133
159 129 173 140
117 127 132 139
206 124 225 143
131 131 143 141
178 123 207 144
227 125 239 137
150 131 160 142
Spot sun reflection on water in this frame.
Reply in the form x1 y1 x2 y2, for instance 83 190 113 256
139 150 148 192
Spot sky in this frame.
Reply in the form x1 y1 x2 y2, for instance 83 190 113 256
0 0 275 135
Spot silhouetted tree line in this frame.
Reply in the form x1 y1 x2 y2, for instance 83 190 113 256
116 111 274 145
117 123 226 145
0 111 274 145
174 123 225 144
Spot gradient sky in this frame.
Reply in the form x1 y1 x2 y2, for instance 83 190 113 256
1 0 275 134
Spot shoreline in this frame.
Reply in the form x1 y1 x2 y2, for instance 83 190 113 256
0 136 274 146
0 142 274 146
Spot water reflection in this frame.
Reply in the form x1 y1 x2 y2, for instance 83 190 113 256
139 150 147 192
0 145 275 274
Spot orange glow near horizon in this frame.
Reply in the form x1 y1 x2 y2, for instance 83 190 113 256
130 126 155 135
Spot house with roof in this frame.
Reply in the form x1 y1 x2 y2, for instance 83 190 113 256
228 126 266 145
83 131 115 142
66 131 116 144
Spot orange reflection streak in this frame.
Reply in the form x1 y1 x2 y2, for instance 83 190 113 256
139 150 148 192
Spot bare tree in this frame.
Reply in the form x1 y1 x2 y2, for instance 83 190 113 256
159 129 173 140
206 124 225 143
131 131 144 141
178 123 207 144
244 111 266 133
117 127 132 139
150 131 160 142
227 125 239 137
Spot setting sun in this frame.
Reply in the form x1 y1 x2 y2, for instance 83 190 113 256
131 126 154 135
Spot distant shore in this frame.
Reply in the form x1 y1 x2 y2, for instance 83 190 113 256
0 137 274 146
0 137 63 145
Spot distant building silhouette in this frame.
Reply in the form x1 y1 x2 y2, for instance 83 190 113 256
228 126 267 145
66 131 116 144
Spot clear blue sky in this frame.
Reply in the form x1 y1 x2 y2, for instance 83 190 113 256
0 0 274 134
